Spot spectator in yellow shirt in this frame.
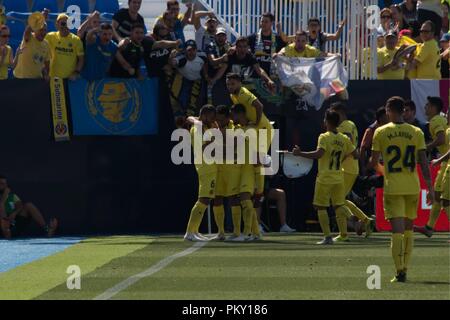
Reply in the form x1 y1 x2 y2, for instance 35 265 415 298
377 31 407 79
408 20 442 79
0 25 13 80
45 14 84 79
13 23 50 80
275 31 329 58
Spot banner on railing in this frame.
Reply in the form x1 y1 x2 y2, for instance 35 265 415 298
50 77 71 142
68 78 159 136
274 55 348 110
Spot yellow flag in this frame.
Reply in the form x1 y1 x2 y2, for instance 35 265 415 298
50 77 70 142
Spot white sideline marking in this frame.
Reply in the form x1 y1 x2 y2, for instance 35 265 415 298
93 241 208 300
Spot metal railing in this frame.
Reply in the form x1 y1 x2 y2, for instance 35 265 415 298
197 0 378 80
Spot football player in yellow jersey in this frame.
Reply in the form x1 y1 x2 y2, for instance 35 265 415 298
184 105 218 242
416 97 448 237
229 103 261 242
427 108 450 232
226 73 274 208
293 110 357 245
431 109 450 224
370 96 433 283
212 105 242 240
330 102 374 237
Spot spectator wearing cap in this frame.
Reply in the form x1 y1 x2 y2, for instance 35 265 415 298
82 23 130 81
77 11 101 44
417 0 444 38
247 13 287 77
13 20 50 80
408 20 442 79
45 14 84 79
377 31 407 79
142 24 180 80
169 39 209 124
110 23 146 78
154 0 193 44
439 32 450 78
0 25 13 80
193 11 219 52
112 0 147 43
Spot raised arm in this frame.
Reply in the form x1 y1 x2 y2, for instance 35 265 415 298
326 18 346 41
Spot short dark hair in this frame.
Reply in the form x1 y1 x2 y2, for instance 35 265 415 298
231 104 246 115
262 12 275 22
404 99 416 112
427 96 443 113
235 36 249 46
295 30 308 38
167 0 179 9
376 106 386 121
100 23 112 31
131 23 145 31
199 104 216 116
153 23 168 36
330 101 346 113
422 20 436 33
216 105 230 116
226 73 242 82
325 109 340 127
308 17 320 25
386 96 405 114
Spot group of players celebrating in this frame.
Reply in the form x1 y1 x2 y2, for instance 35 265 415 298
182 73 449 283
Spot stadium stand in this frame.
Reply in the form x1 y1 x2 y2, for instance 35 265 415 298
63 0 90 13
94 0 120 14
2 0 29 12
5 19 25 51
31 0 61 13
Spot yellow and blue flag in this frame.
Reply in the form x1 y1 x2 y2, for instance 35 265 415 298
68 78 159 135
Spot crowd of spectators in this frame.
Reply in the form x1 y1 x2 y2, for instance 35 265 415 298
375 0 450 80
0 0 448 92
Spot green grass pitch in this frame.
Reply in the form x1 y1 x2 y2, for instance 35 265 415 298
0 233 449 300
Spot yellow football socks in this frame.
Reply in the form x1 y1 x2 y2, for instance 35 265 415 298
345 200 369 223
403 230 414 272
391 233 404 272
335 206 352 238
241 200 254 236
231 206 242 236
251 210 261 237
317 210 331 237
427 202 441 229
213 205 225 234
186 201 208 233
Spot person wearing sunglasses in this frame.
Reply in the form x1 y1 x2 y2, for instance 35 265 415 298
0 25 12 80
45 13 84 80
408 20 442 79
417 0 444 38
377 8 395 36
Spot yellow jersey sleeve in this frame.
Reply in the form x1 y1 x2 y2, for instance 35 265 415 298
317 133 327 152
430 115 447 138
416 127 426 152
